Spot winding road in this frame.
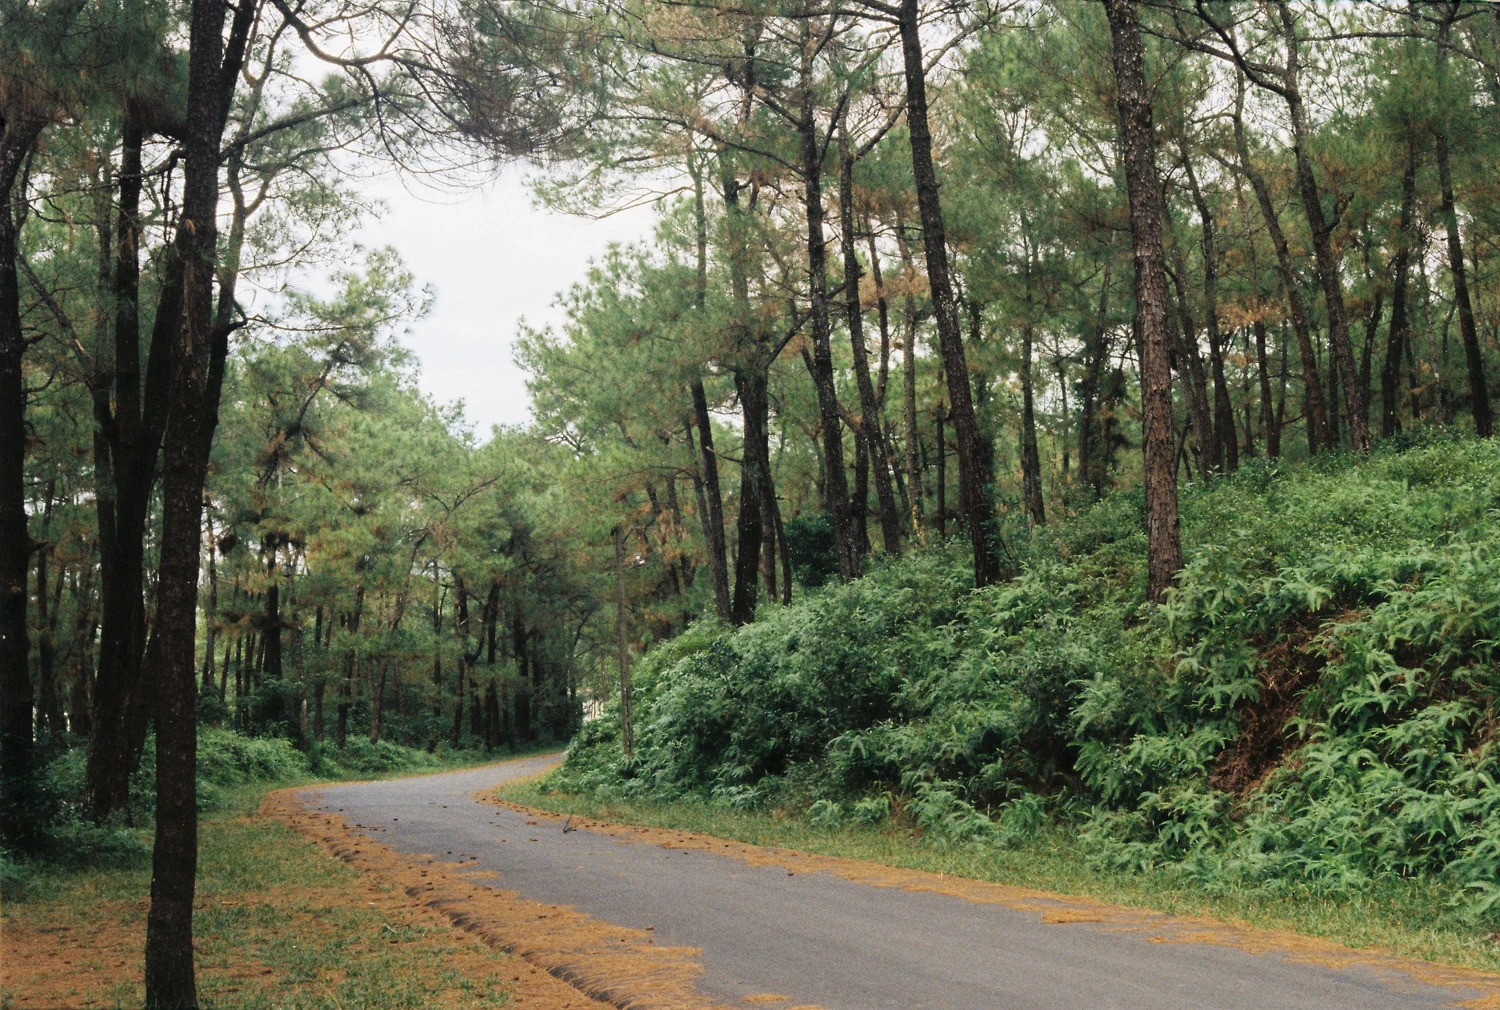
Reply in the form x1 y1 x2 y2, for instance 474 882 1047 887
299 755 1494 1010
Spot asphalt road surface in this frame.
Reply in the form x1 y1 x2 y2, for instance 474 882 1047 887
302 755 1486 1010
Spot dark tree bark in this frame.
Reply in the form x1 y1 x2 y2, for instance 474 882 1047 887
934 403 946 539
839 116 902 556
1231 77 1329 455
1254 320 1278 459
1167 221 1217 474
1433 106 1490 435
1183 155 1238 471
731 368 768 625
200 517 218 695
613 525 632 756
687 163 734 619
35 489 62 738
898 0 992 585
685 393 733 623
759 474 778 603
1383 143 1418 439
511 603 530 743
852 432 871 555
795 42 858 583
1020 326 1046 525
1274 4 1367 451
1104 0 1182 602
896 226 924 533
0 113 45 836
87 119 186 821
1079 265 1112 495
1360 270 1383 436
145 2 255 1003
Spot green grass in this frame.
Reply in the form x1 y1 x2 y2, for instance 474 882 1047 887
2 785 518 1010
1 745 564 1010
501 778 1500 976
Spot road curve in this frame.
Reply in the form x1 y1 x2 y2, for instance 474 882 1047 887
300 755 1491 1010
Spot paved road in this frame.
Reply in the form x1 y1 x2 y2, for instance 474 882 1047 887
302 756 1486 1010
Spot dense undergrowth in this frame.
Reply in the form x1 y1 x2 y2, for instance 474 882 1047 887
0 729 513 897
550 433 1500 927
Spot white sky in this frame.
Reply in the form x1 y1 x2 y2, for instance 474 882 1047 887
356 171 658 435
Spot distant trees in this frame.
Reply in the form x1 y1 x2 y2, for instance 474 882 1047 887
5 0 1500 999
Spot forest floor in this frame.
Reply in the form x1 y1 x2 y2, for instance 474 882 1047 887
0 755 604 1010
500 781 1500 982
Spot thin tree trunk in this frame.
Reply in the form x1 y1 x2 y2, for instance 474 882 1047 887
896 226 924 534
1167 223 1217 473
1105 0 1182 602
796 36 858 582
1255 320 1278 458
1384 142 1418 439
934 403 947 539
731 368 768 625
200 516 218 695
840 116 902 555
1434 127 1490 436
1020 326 1046 525
1079 265 1112 495
1327 345 1341 447
613 526 632 756
33 486 61 738
898 0 992 585
687 161 734 618
1276 4 1367 451
1183 155 1238 470
88 134 187 823
1232 76 1329 455
369 660 387 745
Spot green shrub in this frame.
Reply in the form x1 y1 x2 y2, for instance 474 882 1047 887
557 438 1500 923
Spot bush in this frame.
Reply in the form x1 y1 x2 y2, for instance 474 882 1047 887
557 438 1500 923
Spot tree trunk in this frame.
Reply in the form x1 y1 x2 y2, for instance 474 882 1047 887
1020 326 1046 525
1434 130 1490 437
1232 77 1329 455
146 2 253 1000
731 368 768 625
898 0 992 585
1383 142 1418 439
1183 155 1238 471
1255 320 1278 459
1079 265 1112 495
613 526 633 756
934 403 947 539
852 434 871 555
34 489 62 738
1276 4 1367 451
796 43 858 582
88 123 185 822
897 227 924 534
512 605 530 743
840 118 902 556
200 517 218 695
1104 0 1182 603
0 115 44 838
688 163 734 619
1167 224 1217 474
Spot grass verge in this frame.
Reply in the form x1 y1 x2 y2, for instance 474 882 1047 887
500 779 1500 978
2 785 519 1010
2 748 573 1010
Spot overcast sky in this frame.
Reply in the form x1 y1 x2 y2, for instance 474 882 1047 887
354 170 658 436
